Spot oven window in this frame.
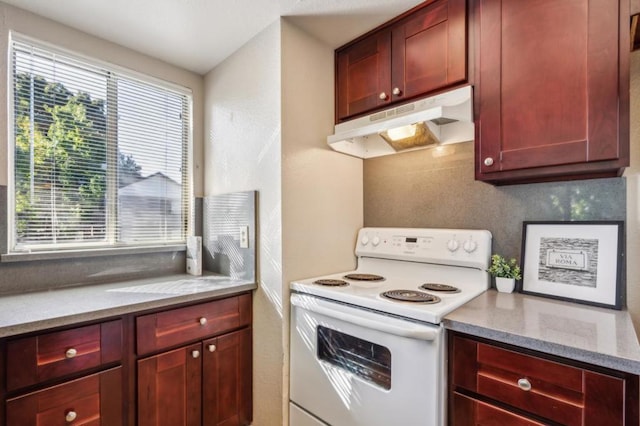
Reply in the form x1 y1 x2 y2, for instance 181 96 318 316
317 326 391 390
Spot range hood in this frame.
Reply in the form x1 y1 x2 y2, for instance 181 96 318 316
328 85 474 159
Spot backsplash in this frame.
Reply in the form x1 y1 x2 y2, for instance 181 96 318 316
363 142 626 260
0 185 202 295
202 190 256 282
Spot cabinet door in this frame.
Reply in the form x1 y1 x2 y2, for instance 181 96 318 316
475 0 629 183
391 0 466 101
6 367 122 425
203 328 252 426
138 343 202 426
336 30 391 121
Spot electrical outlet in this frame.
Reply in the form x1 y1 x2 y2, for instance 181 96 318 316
240 226 249 248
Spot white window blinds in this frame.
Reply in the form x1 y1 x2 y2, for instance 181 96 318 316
10 36 191 252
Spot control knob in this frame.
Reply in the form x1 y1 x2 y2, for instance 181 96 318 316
447 239 460 252
361 235 370 246
372 236 381 246
463 240 478 253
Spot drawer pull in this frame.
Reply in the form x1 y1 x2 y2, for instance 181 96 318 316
199 317 207 326
192 350 200 359
65 348 78 359
65 410 77 422
208 344 216 352
517 378 532 391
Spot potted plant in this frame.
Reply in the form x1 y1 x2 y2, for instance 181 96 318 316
488 254 522 293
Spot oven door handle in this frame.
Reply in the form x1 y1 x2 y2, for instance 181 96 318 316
291 294 438 341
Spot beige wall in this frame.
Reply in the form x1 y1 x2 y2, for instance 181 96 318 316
204 21 284 426
204 18 363 425
627 51 640 331
281 18 363 424
0 2 205 195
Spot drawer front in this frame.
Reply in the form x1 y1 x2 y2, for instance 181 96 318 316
136 293 251 355
6 367 122 425
451 392 545 426
451 335 628 426
6 319 123 391
476 342 583 426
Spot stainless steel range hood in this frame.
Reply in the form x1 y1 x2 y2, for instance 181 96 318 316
328 85 474 159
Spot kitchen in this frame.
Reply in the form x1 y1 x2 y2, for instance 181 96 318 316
0 0 638 425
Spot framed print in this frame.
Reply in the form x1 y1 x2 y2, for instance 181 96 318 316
520 221 624 309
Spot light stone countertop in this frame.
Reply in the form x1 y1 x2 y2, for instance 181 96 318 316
443 290 640 375
0 274 257 338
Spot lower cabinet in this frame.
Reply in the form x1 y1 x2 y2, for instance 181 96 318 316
1 292 253 426
138 328 252 426
136 293 253 426
449 332 639 425
6 367 122 425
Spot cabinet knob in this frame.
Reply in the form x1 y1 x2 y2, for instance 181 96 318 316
379 92 388 101
392 87 402 96
65 410 77 422
192 350 200 359
199 317 207 326
65 348 77 359
517 378 532 391
208 344 217 352
483 157 494 166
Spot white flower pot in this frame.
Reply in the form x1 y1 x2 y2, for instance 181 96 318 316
495 277 516 293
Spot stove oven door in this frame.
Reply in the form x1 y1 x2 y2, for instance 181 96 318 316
289 293 444 426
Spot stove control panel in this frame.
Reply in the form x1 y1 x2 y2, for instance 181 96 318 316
356 227 492 270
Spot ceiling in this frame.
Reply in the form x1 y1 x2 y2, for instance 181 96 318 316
2 0 424 75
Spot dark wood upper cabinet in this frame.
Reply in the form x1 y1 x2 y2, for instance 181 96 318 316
474 0 629 184
336 0 467 122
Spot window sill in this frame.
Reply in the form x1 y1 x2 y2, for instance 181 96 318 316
1 244 186 263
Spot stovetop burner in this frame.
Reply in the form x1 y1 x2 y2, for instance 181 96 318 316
420 283 460 293
381 290 441 304
344 273 385 281
313 279 349 287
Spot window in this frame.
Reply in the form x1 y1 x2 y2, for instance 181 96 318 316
9 35 192 253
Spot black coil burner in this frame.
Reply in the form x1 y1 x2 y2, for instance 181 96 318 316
343 273 385 281
313 279 349 287
381 290 441 304
420 283 460 293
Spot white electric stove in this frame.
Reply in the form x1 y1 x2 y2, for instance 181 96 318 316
289 227 492 426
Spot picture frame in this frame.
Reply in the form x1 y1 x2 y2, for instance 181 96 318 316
520 221 624 310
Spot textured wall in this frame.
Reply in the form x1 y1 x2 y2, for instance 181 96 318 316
628 51 640 331
204 22 284 426
364 142 627 300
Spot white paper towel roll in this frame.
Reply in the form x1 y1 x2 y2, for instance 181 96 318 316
186 236 202 276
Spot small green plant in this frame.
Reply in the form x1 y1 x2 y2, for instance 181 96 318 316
487 254 522 280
